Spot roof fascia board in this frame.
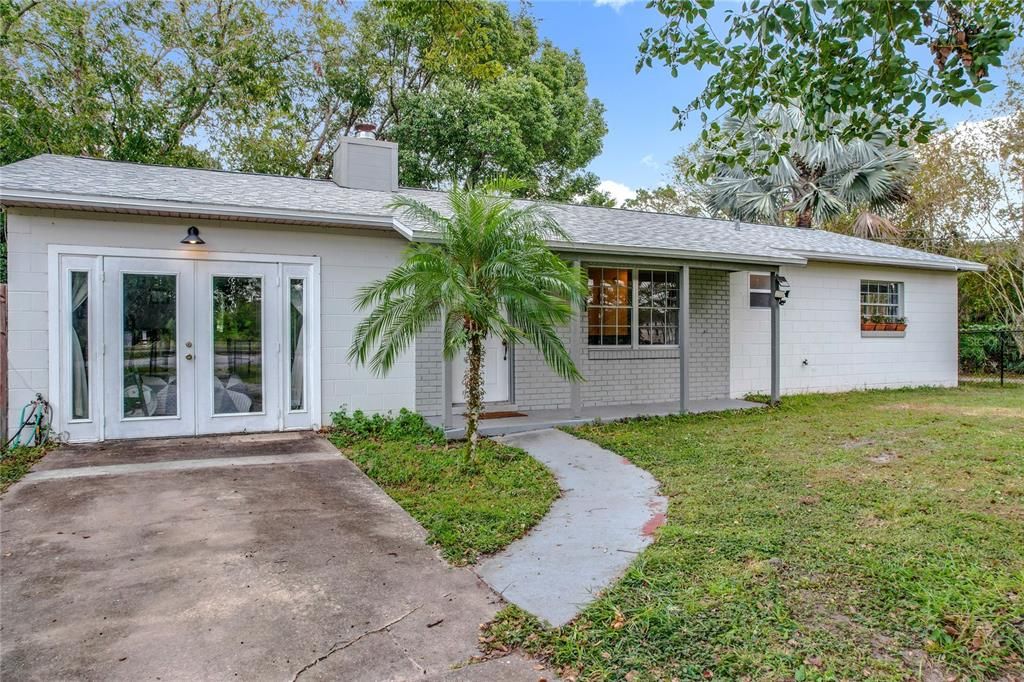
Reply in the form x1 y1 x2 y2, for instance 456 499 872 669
0 189 400 232
795 250 987 273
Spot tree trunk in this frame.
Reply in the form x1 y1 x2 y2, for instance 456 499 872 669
463 332 485 462
796 206 814 228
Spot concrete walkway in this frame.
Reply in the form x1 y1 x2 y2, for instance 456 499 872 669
475 429 667 626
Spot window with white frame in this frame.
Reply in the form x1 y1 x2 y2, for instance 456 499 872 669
748 273 772 308
587 267 679 346
638 269 679 345
860 280 903 321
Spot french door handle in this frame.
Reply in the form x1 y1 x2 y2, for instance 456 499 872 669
185 353 194 361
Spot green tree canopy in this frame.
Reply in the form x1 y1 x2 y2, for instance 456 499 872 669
638 0 1022 171
1 0 607 199
1 0 298 167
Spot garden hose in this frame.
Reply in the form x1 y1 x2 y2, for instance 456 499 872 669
5 393 52 449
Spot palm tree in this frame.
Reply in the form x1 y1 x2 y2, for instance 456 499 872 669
704 104 918 235
348 178 586 460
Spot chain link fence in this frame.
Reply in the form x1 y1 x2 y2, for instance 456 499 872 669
959 328 1024 385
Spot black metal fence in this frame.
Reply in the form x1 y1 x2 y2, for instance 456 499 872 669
959 328 1024 386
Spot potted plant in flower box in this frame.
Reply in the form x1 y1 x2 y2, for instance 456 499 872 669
861 317 876 331
894 317 907 332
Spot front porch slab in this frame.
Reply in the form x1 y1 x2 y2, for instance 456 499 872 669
443 398 763 439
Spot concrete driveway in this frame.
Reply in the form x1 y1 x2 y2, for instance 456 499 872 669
0 433 549 681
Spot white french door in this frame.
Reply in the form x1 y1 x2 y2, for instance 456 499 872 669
194 261 281 434
90 256 310 440
103 258 197 439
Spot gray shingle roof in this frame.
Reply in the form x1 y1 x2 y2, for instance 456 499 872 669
0 154 985 271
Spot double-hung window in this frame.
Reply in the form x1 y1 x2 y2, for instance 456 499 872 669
587 267 680 346
860 280 903 321
587 268 632 346
637 270 679 345
748 273 772 309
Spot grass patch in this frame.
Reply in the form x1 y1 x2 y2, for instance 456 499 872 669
484 385 1024 681
327 408 559 565
1 445 49 493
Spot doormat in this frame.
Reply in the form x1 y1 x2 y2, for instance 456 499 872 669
463 410 528 419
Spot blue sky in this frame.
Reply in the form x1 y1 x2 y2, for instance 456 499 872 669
519 0 1022 203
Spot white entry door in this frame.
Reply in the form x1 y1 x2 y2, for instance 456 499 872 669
451 334 510 404
103 257 197 439
194 261 282 434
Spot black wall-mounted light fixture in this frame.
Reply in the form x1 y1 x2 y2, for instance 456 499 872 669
180 226 205 245
773 275 791 306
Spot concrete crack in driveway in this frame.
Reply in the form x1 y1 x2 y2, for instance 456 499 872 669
475 428 668 627
290 604 422 681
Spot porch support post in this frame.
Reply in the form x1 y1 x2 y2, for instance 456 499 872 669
679 265 690 414
442 354 454 430
570 259 582 418
770 271 781 406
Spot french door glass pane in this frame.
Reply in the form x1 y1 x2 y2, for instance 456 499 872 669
122 274 177 418
289 279 305 411
70 271 89 419
213 276 263 414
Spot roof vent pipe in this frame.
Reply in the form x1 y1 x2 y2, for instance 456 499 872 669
354 123 377 140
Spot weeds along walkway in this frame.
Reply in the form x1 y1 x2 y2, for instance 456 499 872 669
475 428 667 627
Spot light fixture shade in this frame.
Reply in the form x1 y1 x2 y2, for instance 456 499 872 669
181 226 205 245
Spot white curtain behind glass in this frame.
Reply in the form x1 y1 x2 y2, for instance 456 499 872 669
290 280 305 411
70 272 89 419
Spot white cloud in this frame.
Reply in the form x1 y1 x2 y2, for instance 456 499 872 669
597 179 636 205
640 154 659 169
594 0 638 11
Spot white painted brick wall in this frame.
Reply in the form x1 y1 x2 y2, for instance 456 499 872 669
415 268 732 415
728 262 960 397
5 208 416 434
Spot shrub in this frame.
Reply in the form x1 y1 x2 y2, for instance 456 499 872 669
329 407 444 446
959 326 1024 375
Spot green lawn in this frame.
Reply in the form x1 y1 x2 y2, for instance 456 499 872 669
485 384 1024 681
327 409 559 565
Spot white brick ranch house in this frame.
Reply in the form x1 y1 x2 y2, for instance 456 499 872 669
1 139 984 442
